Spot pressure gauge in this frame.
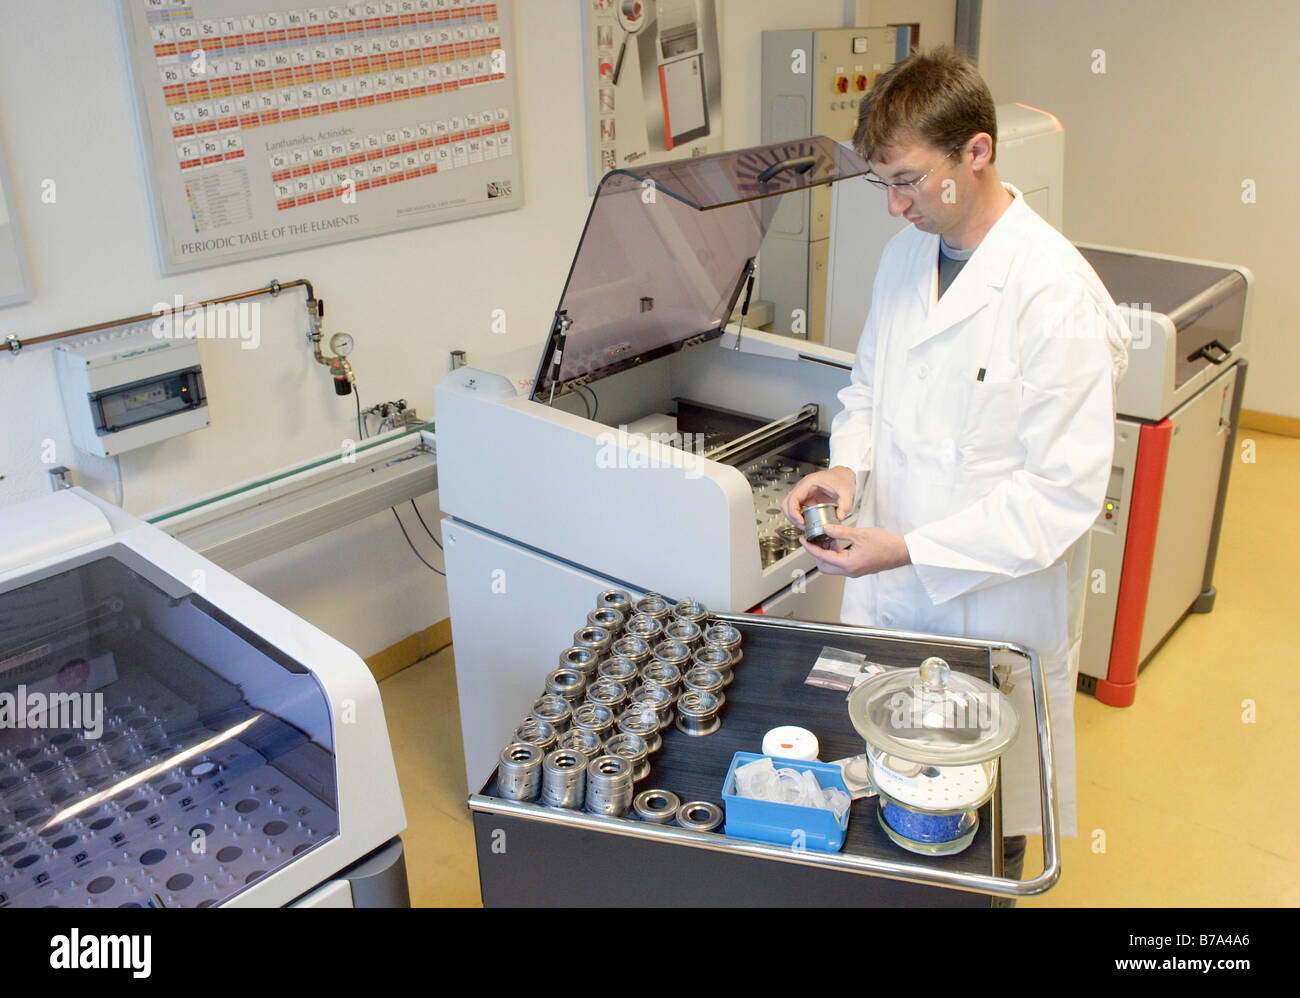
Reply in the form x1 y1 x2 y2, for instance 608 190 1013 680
329 332 354 357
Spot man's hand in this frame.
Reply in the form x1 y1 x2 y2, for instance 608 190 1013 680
782 465 857 527
800 524 911 578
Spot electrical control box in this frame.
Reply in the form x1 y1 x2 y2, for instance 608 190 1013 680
759 27 908 342
54 325 209 458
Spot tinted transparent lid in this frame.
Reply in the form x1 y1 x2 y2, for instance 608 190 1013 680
847 657 1018 767
0 552 338 908
533 136 872 401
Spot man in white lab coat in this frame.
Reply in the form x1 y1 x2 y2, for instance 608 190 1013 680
783 48 1131 889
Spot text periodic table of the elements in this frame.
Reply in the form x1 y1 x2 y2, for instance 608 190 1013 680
119 0 522 273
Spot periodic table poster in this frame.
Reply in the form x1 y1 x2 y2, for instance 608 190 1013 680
118 0 523 274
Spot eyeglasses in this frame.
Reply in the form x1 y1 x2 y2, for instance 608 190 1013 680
863 147 963 194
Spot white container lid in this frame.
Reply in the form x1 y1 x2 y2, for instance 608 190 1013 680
762 726 819 762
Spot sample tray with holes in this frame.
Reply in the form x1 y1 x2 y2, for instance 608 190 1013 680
469 612 1061 907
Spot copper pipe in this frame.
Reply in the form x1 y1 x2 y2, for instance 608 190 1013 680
3 278 317 353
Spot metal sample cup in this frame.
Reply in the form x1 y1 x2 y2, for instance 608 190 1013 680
546 665 589 703
597 656 640 687
617 703 663 755
571 702 617 742
498 742 544 802
531 694 573 733
624 614 664 643
573 624 614 658
675 690 722 737
651 639 692 674
760 535 784 568
586 678 630 714
541 748 588 809
691 646 734 686
603 731 651 782
587 606 626 637
682 666 727 709
663 618 703 649
610 634 652 667
629 683 675 730
633 593 673 622
800 502 840 547
595 588 633 618
515 717 559 753
558 726 604 762
585 755 634 817
701 623 743 667
671 598 710 626
640 660 683 695
633 788 681 824
558 645 601 680
675 800 724 832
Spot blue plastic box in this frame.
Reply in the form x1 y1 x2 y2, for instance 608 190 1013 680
721 752 851 853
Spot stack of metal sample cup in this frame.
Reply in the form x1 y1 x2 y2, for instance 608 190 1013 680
541 748 588 809
585 754 634 817
498 742 544 801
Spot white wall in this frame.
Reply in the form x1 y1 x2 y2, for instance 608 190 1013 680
0 0 848 658
978 0 1298 418
857 0 955 51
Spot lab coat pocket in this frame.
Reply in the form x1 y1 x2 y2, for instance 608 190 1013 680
959 377 1024 477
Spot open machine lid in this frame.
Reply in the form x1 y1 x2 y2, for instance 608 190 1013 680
532 136 872 402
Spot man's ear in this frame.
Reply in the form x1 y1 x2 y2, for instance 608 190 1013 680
967 132 995 172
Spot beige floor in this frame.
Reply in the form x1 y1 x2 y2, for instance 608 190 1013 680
380 430 1299 908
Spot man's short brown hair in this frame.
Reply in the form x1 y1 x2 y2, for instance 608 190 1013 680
852 46 997 163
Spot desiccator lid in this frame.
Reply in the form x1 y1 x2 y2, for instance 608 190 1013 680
846 657 1018 767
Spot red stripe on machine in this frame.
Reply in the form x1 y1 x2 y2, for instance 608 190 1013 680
1098 419 1173 707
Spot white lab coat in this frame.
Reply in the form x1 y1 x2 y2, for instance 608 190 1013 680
829 185 1131 837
